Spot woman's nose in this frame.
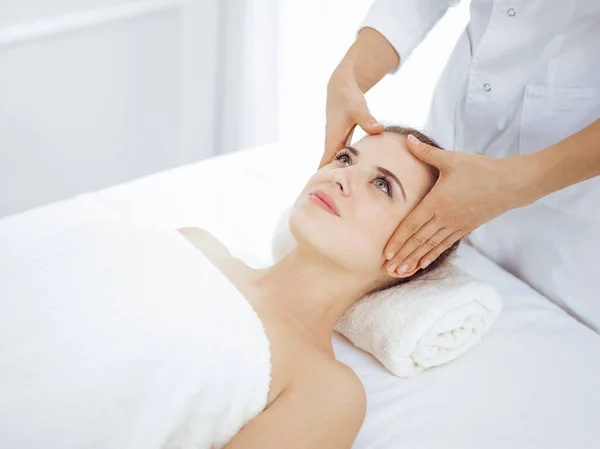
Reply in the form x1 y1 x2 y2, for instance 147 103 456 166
330 168 352 196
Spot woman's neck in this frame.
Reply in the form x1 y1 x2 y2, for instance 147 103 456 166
249 245 377 352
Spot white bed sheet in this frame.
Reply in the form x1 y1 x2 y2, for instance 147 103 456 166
2 141 600 448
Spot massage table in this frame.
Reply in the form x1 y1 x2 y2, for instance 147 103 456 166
1 140 599 448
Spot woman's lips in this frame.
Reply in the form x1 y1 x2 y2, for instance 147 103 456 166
308 189 340 216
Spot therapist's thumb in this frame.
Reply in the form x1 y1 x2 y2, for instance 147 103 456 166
406 134 446 168
356 110 384 135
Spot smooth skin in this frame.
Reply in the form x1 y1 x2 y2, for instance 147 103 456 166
323 27 600 276
179 227 367 449
224 371 366 449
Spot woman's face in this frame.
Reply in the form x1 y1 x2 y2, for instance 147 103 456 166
289 132 437 278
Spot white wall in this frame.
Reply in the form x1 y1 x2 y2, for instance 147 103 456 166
0 0 221 219
215 0 279 154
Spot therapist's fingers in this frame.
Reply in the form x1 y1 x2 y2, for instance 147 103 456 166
405 134 449 170
384 213 438 273
419 230 465 269
390 227 453 274
321 112 382 169
355 109 384 136
320 73 383 169
383 147 529 273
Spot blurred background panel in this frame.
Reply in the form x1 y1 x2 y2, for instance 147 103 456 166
0 0 468 218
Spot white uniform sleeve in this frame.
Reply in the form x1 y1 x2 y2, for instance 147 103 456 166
359 0 462 73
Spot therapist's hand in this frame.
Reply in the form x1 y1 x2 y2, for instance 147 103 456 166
318 71 384 169
385 134 532 274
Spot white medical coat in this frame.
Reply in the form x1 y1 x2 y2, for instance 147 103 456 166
360 0 600 331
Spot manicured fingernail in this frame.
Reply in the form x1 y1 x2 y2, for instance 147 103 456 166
372 121 382 127
386 252 395 260
397 264 409 273
421 260 431 269
408 134 419 144
387 264 397 274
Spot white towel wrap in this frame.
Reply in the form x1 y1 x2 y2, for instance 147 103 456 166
0 218 271 449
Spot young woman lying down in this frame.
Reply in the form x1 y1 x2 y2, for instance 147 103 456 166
0 126 460 449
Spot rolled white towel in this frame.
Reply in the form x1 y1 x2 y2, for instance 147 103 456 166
272 206 502 378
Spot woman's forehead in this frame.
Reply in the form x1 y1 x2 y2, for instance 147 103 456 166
354 133 415 168
354 132 435 191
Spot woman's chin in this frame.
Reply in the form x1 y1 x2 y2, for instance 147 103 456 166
290 206 336 243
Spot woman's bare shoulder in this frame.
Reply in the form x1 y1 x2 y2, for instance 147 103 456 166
176 227 232 258
325 359 366 402
176 226 219 245
227 358 366 448
292 354 366 408
176 227 250 284
251 359 366 447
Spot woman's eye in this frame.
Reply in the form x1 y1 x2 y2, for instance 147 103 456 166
374 179 391 195
335 155 351 166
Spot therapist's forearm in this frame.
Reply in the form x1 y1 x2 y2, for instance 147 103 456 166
521 118 600 202
333 27 400 93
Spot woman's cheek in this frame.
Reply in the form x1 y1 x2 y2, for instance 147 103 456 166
302 172 326 192
357 212 392 248
371 210 407 255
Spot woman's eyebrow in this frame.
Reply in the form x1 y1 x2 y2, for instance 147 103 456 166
345 146 407 202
